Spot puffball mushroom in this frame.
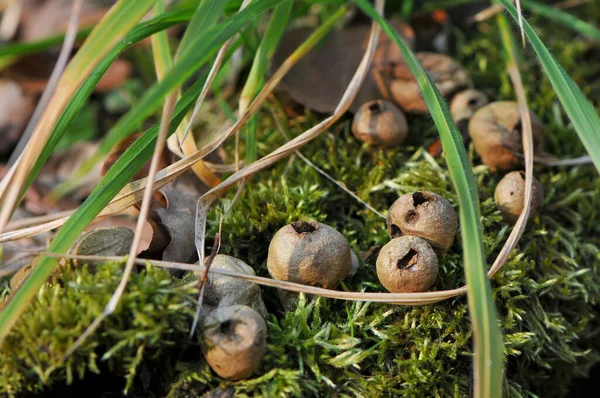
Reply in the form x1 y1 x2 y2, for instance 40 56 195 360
450 88 489 125
352 100 408 147
202 305 266 380
495 171 544 224
386 52 470 113
469 101 545 171
387 191 458 253
267 220 351 288
376 236 439 293
203 254 267 318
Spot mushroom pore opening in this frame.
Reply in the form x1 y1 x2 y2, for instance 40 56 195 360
292 221 317 234
368 101 382 114
390 224 402 238
412 192 429 207
397 249 419 270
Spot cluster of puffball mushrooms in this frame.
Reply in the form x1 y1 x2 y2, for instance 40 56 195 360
147 53 547 381
7 52 548 382
351 52 545 224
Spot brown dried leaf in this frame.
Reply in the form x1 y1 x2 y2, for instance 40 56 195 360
0 79 35 155
272 19 415 113
153 170 207 264
20 0 107 42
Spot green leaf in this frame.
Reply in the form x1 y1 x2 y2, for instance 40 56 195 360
354 1 504 397
497 0 600 173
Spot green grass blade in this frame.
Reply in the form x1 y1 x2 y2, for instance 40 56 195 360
241 0 293 163
63 0 281 191
24 7 196 201
523 1 600 40
178 0 228 56
0 0 282 345
354 1 504 397
497 0 600 173
0 29 91 57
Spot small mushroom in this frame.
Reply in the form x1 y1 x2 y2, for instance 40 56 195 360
494 171 544 224
382 52 470 113
469 101 545 171
203 254 267 318
376 236 439 293
69 227 134 266
10 227 134 290
351 100 408 147
267 220 351 288
202 305 267 380
450 89 489 125
386 191 458 253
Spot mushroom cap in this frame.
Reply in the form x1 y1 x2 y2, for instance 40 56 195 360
204 255 267 317
386 191 458 253
376 236 439 293
69 227 134 266
450 89 489 123
468 101 545 171
352 100 408 147
267 220 351 288
202 305 267 380
389 52 471 113
494 171 544 224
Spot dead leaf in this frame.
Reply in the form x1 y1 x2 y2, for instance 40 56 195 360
152 170 207 264
20 0 107 42
0 79 35 155
95 59 133 93
271 19 415 113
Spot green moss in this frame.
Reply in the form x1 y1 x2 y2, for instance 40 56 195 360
2 2 600 396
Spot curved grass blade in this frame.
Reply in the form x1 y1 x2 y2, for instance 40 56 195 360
354 1 503 396
523 0 600 40
150 0 222 188
497 0 600 173
0 0 282 345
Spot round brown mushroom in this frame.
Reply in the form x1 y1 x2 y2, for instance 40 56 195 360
376 236 439 293
494 171 544 224
202 305 266 380
352 100 408 147
450 89 489 124
469 101 545 171
386 191 458 253
267 220 351 288
203 254 267 317
384 52 471 113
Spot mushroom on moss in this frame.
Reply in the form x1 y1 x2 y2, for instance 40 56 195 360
267 220 351 288
469 101 545 171
495 171 544 224
376 236 439 293
386 191 458 253
202 305 267 380
352 100 408 147
381 52 470 113
203 254 267 317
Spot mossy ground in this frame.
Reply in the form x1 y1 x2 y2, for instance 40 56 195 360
2 2 600 397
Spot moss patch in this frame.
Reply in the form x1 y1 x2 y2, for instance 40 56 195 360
2 2 600 397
